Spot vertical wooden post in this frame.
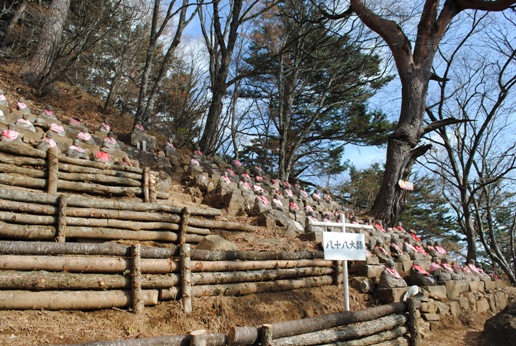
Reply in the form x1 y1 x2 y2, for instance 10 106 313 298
179 207 190 245
261 324 273 346
56 194 69 242
333 260 344 287
143 167 150 203
189 329 206 346
149 171 157 203
47 147 59 194
407 298 421 346
181 243 192 313
131 243 144 314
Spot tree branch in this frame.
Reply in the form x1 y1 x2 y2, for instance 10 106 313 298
421 117 472 136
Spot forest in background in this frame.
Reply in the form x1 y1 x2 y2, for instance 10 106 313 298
0 0 515 282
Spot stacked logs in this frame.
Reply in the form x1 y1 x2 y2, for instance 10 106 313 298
0 241 336 313
230 301 420 346
0 142 167 201
0 187 257 244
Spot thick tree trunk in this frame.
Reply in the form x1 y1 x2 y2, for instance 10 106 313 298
199 77 227 154
371 71 431 226
20 0 71 91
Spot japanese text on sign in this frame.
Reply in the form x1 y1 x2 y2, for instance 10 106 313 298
322 232 366 261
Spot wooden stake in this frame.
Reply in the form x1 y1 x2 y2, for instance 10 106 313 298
179 207 190 245
131 244 144 314
407 298 421 346
143 167 150 202
56 194 69 242
181 243 192 313
47 147 58 194
149 171 157 203
261 324 273 346
189 329 207 346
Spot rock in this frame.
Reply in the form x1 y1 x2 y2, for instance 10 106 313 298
195 235 238 251
445 280 470 299
350 277 374 293
481 301 516 346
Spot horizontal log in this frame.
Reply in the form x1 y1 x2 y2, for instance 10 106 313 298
0 221 55 239
332 326 408 346
229 302 408 345
192 276 333 297
59 154 143 174
0 141 46 158
0 289 158 310
75 333 228 346
188 219 256 233
0 240 178 258
192 267 334 285
0 255 178 273
0 200 205 234
0 187 217 216
191 259 333 272
0 270 180 290
159 276 333 300
0 173 142 196
273 314 407 346
58 161 143 180
191 250 325 261
0 152 46 166
66 226 180 242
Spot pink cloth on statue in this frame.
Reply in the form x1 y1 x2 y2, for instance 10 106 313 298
17 102 27 109
442 263 455 273
135 124 145 131
69 118 81 126
227 168 235 176
2 129 19 140
242 173 251 181
257 195 269 205
0 95 6 101
404 242 417 252
300 190 308 197
190 158 200 166
375 224 386 232
77 132 92 141
166 141 175 148
253 185 264 193
43 137 56 148
95 151 110 162
386 267 401 279
194 150 202 156
324 194 332 201
468 264 480 274
104 136 116 145
222 176 232 184
50 123 65 133
376 246 389 256
69 145 85 153
273 198 283 208
283 181 291 188
240 181 251 190
429 262 442 272
233 159 242 167
312 192 321 200
284 189 293 197
17 118 32 126
256 176 264 182
391 242 403 254
412 264 430 276
305 205 314 213
289 202 299 210
44 109 54 117
101 122 110 131
414 245 427 255
436 246 447 254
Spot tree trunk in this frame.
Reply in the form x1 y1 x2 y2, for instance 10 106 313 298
371 71 431 226
20 0 71 91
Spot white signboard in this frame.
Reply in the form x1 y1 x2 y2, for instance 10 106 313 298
322 232 366 261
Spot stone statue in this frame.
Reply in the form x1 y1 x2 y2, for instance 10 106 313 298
378 259 407 288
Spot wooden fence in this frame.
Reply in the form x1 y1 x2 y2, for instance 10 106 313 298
0 142 168 201
66 301 420 346
0 187 258 244
0 241 336 313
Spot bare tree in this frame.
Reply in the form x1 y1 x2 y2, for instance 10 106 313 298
133 0 200 128
423 10 516 263
197 0 278 155
321 0 516 226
